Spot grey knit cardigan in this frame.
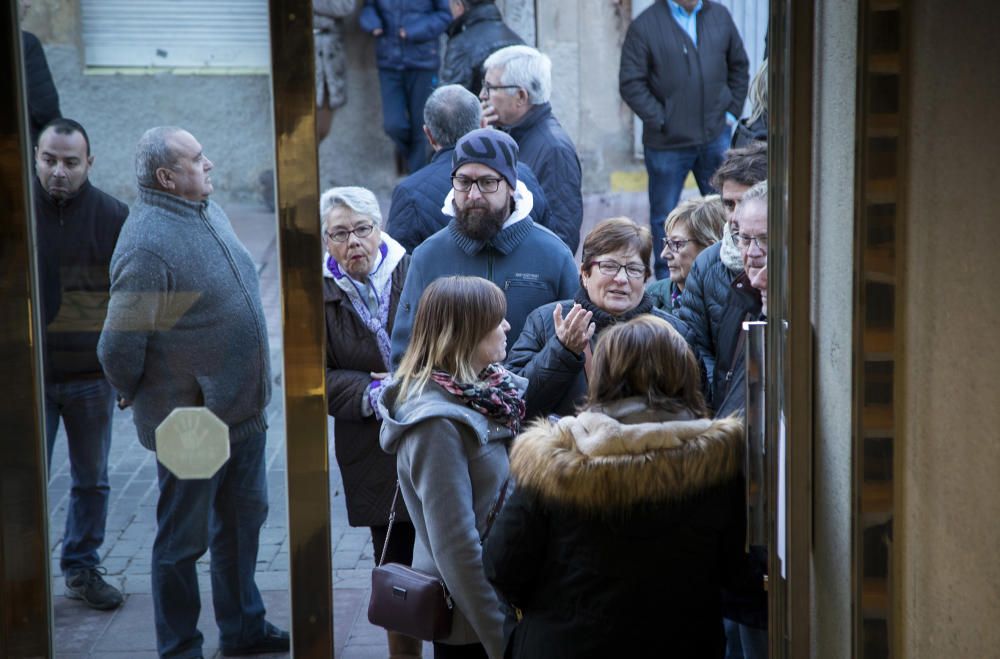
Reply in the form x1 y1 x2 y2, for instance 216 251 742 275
98 187 271 450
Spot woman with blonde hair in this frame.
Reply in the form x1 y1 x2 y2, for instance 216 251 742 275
647 195 727 312
379 276 527 659
484 315 745 658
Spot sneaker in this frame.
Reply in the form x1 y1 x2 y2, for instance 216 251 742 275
64 567 124 611
221 621 290 656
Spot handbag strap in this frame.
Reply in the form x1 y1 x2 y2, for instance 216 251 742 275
481 477 511 543
377 481 401 567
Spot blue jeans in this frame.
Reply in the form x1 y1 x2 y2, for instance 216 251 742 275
644 130 730 279
45 377 115 574
152 431 270 659
724 618 768 659
378 68 437 173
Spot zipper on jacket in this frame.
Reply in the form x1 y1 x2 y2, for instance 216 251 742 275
487 246 494 282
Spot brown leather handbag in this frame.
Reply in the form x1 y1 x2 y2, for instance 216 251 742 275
367 483 454 641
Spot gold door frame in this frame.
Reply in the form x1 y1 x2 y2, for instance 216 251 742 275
0 1 337 655
768 0 815 656
0 0 52 654
267 1 335 656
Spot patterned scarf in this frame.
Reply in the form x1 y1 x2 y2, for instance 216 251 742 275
327 243 392 368
431 363 526 433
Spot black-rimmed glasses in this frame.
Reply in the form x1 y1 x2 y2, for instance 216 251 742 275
452 176 503 194
589 260 646 279
735 233 769 250
663 238 697 253
481 82 522 95
325 224 375 243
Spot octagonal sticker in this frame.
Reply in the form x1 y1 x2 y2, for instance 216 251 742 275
155 407 230 480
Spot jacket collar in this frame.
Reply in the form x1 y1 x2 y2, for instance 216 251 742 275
445 213 536 257
35 177 92 211
509 398 744 510
506 102 552 141
447 2 504 36
136 185 209 220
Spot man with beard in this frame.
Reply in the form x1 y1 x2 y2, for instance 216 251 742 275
389 128 578 368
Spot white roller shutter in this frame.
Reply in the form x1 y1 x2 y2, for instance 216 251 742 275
81 0 270 69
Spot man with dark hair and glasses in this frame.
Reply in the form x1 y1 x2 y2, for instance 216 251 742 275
677 141 768 388
389 128 578 368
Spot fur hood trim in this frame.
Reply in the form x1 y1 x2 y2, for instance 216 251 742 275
509 405 744 511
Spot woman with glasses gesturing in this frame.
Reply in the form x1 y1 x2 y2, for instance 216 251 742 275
506 217 690 419
320 187 423 658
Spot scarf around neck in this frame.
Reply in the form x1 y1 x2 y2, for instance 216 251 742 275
573 286 655 333
431 363 526 433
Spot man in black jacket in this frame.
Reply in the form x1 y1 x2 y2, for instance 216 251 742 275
20 0 62 146
480 45 583 253
620 0 748 279
386 84 551 252
442 0 523 94
35 118 127 611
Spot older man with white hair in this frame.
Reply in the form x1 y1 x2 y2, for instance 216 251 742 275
480 45 582 252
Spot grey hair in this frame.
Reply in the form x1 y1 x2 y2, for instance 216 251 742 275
135 126 184 188
423 85 482 148
320 186 382 232
734 180 768 223
483 45 551 104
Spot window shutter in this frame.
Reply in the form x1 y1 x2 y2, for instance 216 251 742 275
81 0 270 69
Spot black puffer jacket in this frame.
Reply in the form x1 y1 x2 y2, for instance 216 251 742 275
23 30 61 146
619 0 748 150
677 241 741 389
506 103 582 253
710 272 761 417
484 401 746 658
506 290 689 419
442 2 523 94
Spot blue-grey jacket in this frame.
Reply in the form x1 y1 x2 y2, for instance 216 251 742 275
389 216 579 369
387 146 551 253
379 375 527 659
98 187 271 450
505 103 583 253
359 0 451 71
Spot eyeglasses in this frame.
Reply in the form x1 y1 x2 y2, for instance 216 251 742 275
663 238 697 253
481 82 521 95
325 223 375 243
736 233 769 250
589 260 646 279
452 176 503 194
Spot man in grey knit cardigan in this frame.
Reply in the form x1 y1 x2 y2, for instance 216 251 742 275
98 127 288 658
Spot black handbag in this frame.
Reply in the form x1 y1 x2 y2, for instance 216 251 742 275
367 483 454 641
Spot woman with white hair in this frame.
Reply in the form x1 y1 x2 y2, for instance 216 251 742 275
321 186 422 658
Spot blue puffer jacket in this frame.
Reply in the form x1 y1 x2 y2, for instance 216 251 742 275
359 0 452 71
506 103 583 253
386 146 551 253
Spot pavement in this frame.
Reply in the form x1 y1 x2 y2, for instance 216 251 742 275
46 190 660 657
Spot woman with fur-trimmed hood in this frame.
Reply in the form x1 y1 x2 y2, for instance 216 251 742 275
483 315 746 658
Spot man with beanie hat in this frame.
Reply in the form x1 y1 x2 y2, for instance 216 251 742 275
389 127 578 368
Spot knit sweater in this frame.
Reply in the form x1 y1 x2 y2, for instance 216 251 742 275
98 187 271 450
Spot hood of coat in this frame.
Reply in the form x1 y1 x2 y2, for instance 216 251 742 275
378 373 528 454
509 397 744 511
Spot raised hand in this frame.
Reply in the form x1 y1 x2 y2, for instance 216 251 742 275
553 303 595 355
